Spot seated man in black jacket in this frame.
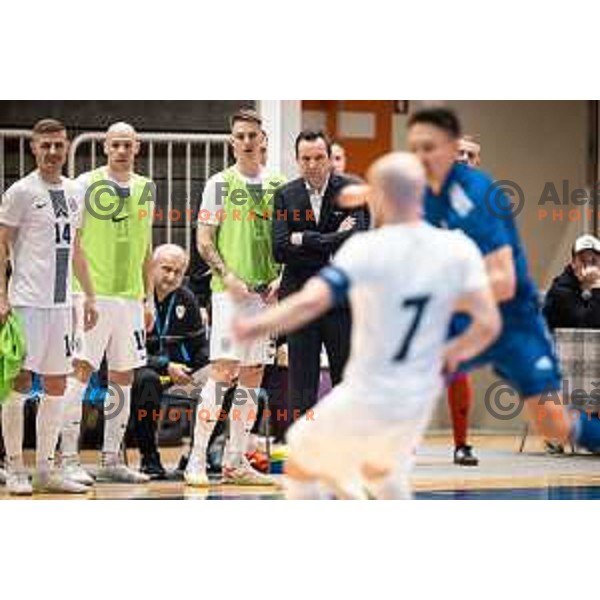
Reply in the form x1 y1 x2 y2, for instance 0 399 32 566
543 234 600 330
133 244 208 479
543 234 600 454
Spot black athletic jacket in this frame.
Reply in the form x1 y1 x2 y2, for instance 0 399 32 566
146 286 209 374
543 265 600 330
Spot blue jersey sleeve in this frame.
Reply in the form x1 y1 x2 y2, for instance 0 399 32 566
318 265 351 305
452 168 512 257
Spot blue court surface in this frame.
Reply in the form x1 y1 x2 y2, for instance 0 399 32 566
416 485 600 500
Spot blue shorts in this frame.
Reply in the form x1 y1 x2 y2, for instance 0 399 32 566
451 303 562 398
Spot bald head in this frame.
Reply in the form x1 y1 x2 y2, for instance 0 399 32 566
153 244 189 299
368 152 425 208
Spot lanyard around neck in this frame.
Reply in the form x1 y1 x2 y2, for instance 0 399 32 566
154 293 177 338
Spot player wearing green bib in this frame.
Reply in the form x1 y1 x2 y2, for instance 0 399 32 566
73 168 152 299
60 122 153 485
188 109 286 487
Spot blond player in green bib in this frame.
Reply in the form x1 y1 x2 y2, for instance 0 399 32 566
60 122 154 484
189 109 286 486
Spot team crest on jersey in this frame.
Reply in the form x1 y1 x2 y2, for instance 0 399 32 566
449 184 475 218
535 356 554 371
176 304 186 320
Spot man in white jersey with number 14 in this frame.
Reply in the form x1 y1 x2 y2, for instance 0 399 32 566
60 122 154 485
234 152 501 499
0 119 98 495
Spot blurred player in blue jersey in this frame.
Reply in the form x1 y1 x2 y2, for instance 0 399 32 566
446 132 482 466
406 107 600 451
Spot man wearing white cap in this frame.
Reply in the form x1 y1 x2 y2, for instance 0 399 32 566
543 233 600 330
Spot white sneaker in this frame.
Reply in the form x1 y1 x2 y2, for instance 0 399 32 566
222 457 276 486
32 470 89 494
96 463 151 484
0 466 7 485
62 456 95 486
184 456 210 487
6 470 33 496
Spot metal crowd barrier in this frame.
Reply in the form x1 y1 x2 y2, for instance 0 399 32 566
0 129 233 254
520 327 600 452
0 129 33 195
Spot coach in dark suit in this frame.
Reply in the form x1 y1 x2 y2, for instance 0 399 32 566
272 130 369 428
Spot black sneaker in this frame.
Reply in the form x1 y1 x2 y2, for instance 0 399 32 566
176 452 221 475
544 440 565 455
177 454 188 473
141 454 168 480
454 445 479 466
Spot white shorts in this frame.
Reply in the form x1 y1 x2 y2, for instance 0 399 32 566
14 306 73 376
73 296 146 371
286 383 437 488
209 292 271 365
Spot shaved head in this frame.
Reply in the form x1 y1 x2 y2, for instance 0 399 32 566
338 152 426 226
368 152 425 208
107 121 137 138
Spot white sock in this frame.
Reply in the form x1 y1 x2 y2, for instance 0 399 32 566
1 391 26 471
224 386 260 468
189 378 221 465
334 478 370 500
102 384 131 461
61 378 87 458
285 477 322 500
246 433 259 454
365 473 412 500
36 395 64 473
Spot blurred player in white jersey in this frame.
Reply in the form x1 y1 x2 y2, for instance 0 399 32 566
0 119 98 495
234 152 501 499
59 122 154 484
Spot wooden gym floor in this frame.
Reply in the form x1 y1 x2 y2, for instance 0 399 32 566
2 434 600 500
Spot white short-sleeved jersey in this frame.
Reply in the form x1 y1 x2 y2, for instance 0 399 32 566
325 222 489 413
0 170 82 308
